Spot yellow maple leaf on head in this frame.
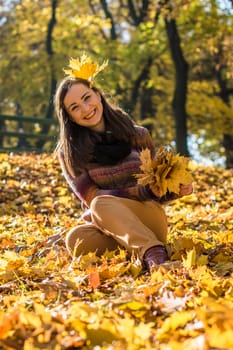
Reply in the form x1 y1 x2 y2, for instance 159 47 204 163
135 146 193 198
63 53 108 83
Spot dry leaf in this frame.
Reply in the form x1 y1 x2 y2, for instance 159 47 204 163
136 146 193 197
0 153 233 349
88 268 101 289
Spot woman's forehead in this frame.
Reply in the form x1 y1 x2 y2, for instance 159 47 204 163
68 83 88 95
64 83 91 105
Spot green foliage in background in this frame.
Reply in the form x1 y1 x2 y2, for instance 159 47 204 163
0 0 233 165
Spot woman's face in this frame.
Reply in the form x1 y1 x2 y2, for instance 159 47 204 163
63 83 105 132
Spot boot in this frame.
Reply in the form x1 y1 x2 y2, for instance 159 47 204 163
143 245 169 271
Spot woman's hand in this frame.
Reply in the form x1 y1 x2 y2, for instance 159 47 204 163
179 183 193 197
151 183 193 200
158 183 193 203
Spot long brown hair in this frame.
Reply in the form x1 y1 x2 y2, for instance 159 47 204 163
54 77 137 176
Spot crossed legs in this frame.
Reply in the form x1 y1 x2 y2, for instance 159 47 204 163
66 195 168 260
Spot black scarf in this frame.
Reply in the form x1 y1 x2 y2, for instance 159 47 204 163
93 131 131 165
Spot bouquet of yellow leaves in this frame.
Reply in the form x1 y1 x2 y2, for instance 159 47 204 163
136 146 193 198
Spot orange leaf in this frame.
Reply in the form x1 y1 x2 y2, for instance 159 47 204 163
0 309 19 340
89 270 100 289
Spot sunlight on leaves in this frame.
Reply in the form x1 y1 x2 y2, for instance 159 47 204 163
0 153 233 349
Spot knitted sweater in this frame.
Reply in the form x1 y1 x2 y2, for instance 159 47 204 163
58 125 157 209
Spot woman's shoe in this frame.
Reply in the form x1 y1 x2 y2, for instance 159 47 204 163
143 245 169 271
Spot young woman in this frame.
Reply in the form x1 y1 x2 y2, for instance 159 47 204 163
54 55 192 272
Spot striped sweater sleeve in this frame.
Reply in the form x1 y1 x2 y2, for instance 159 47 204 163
58 151 137 207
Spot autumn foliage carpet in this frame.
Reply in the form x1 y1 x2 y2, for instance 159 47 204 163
0 153 233 350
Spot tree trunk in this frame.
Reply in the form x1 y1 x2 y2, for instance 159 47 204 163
165 18 189 156
15 102 30 148
100 0 117 40
223 134 233 168
37 0 57 149
215 52 233 168
127 0 150 26
0 108 5 148
130 56 153 112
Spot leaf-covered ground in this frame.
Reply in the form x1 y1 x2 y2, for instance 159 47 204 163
0 153 233 350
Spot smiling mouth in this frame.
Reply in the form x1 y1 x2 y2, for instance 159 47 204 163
84 109 96 120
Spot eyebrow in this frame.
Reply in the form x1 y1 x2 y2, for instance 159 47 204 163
67 91 90 110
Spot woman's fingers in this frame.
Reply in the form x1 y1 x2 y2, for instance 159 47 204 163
179 183 193 196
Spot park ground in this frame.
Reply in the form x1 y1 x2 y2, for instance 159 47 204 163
0 152 233 350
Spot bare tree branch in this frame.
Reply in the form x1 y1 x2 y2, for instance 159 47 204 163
99 0 117 40
88 0 109 40
127 0 150 26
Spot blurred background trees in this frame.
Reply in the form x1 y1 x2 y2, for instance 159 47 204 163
0 0 233 168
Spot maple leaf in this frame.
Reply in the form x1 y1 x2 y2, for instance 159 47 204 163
88 267 101 289
136 146 193 197
64 54 108 81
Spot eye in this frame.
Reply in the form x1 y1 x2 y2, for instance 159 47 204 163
84 95 91 101
71 105 79 111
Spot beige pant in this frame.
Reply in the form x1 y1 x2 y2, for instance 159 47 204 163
66 195 168 259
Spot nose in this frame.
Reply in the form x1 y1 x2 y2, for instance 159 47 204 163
81 101 90 111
